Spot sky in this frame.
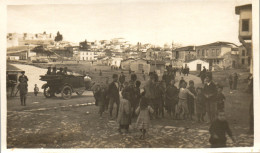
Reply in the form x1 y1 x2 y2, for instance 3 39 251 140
7 0 252 46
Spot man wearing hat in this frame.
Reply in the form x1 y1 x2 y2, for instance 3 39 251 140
107 74 120 119
18 71 28 106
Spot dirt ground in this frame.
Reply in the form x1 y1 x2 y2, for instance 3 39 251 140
6 63 254 148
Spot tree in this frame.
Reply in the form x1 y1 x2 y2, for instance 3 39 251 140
55 31 63 42
79 40 90 50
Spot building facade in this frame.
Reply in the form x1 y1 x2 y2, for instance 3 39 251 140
235 4 252 73
79 50 96 61
129 59 150 74
172 46 196 67
196 41 238 70
183 59 209 71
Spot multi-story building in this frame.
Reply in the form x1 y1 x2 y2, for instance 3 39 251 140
235 4 252 73
172 46 196 61
172 46 196 67
238 45 251 68
79 50 96 61
196 41 238 70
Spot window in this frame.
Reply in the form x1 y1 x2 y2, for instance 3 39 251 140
216 49 220 56
242 19 249 32
242 50 245 56
217 59 219 64
212 49 215 56
242 59 245 65
202 50 205 56
197 50 200 56
206 49 208 56
248 57 251 65
82 57 84 60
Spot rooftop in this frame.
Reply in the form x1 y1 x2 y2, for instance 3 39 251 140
148 60 165 65
174 46 195 52
184 59 208 63
235 4 252 15
196 41 238 48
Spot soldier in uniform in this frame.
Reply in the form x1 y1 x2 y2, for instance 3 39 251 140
18 71 28 106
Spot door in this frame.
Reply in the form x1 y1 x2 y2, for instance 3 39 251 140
197 64 201 71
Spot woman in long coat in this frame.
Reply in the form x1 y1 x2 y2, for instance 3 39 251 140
117 96 131 133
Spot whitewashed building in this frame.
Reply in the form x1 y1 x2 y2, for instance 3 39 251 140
183 59 209 71
79 50 96 61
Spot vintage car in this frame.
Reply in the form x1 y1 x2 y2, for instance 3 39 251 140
40 73 85 100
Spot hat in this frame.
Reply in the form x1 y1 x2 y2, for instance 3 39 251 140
21 71 25 74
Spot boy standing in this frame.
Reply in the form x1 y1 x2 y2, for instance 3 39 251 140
34 84 39 96
187 80 196 120
216 86 226 112
209 111 235 148
165 79 178 119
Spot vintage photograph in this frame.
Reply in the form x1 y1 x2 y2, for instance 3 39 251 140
5 0 256 149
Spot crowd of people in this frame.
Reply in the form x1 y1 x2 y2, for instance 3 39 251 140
7 63 253 148
46 66 68 75
93 67 241 147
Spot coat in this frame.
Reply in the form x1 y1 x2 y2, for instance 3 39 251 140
196 93 206 114
117 99 131 125
135 106 154 129
143 80 156 99
107 81 120 100
203 81 217 103
165 85 178 108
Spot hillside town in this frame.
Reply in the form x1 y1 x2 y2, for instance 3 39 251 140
5 3 255 149
7 32 251 74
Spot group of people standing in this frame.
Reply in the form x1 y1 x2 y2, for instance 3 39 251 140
93 69 232 143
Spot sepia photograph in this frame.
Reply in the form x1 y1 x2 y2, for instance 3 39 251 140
2 0 259 151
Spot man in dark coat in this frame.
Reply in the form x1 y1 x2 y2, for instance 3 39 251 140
203 75 217 122
18 71 28 106
107 74 120 119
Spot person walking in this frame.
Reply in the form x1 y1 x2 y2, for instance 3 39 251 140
18 71 28 106
209 111 235 148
